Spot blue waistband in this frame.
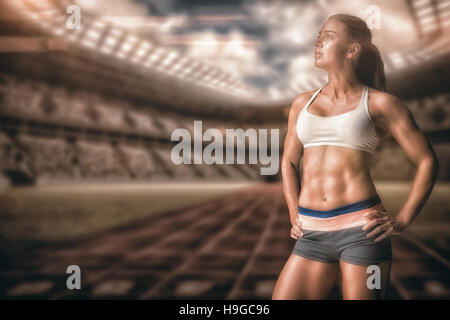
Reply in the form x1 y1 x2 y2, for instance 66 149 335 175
298 194 381 218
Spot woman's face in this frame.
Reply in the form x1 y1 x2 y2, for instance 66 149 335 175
314 18 354 70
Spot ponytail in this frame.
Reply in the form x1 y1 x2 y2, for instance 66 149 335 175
355 43 386 91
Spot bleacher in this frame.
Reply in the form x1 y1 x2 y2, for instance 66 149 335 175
0 72 269 184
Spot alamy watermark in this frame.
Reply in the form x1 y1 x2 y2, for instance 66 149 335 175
66 5 81 30
66 265 81 290
171 121 280 175
366 5 381 30
366 265 381 290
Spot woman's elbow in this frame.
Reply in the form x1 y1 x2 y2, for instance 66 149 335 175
420 154 439 177
281 158 299 174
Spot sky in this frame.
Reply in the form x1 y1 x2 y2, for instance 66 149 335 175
73 0 417 101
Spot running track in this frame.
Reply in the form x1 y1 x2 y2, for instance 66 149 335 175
0 183 449 299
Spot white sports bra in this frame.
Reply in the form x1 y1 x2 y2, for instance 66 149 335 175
296 86 380 154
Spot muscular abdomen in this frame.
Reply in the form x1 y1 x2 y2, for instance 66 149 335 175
298 146 377 210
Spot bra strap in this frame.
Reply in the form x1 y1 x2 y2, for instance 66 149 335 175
362 86 369 111
304 86 323 110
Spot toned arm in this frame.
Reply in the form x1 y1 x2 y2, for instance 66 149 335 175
372 92 439 229
281 93 310 226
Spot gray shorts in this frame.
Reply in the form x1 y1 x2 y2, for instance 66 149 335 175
293 225 392 266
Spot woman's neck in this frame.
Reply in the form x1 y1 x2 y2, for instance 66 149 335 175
324 69 362 99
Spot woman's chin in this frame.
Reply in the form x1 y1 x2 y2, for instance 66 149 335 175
314 59 324 68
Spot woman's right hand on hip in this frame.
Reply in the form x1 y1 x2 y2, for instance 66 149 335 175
290 217 303 239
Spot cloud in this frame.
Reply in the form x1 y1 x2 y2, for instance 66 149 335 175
70 0 424 101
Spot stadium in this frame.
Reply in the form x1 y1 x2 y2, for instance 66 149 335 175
0 0 449 300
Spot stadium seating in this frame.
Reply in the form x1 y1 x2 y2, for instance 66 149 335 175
1 70 449 185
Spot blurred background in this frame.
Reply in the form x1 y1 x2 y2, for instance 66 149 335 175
0 0 448 300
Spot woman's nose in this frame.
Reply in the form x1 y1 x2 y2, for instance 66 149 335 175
314 38 322 48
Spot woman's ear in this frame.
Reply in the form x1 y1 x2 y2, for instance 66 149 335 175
347 42 361 59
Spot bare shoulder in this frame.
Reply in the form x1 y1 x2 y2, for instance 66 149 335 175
367 88 406 116
290 90 316 114
285 90 316 130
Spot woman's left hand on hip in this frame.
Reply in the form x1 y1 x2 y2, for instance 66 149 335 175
362 209 407 242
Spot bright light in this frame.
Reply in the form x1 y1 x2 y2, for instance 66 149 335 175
81 39 96 48
52 28 65 36
100 28 122 53
389 52 406 68
161 51 179 66
86 29 101 41
105 36 118 46
148 52 161 62
115 35 138 58
121 35 137 52
100 47 112 55
135 42 152 57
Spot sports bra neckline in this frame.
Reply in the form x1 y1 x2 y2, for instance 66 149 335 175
305 86 368 119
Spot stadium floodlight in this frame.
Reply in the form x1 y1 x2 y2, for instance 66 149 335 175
52 27 66 36
171 63 183 71
105 36 118 46
189 65 206 78
5 1 257 100
86 29 102 42
117 35 138 59
131 41 153 63
100 28 123 54
147 48 163 62
81 38 96 48
161 51 179 66
182 67 194 76
51 15 67 36
170 57 189 71
181 62 202 78
67 27 84 42
389 52 406 68
144 48 165 67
